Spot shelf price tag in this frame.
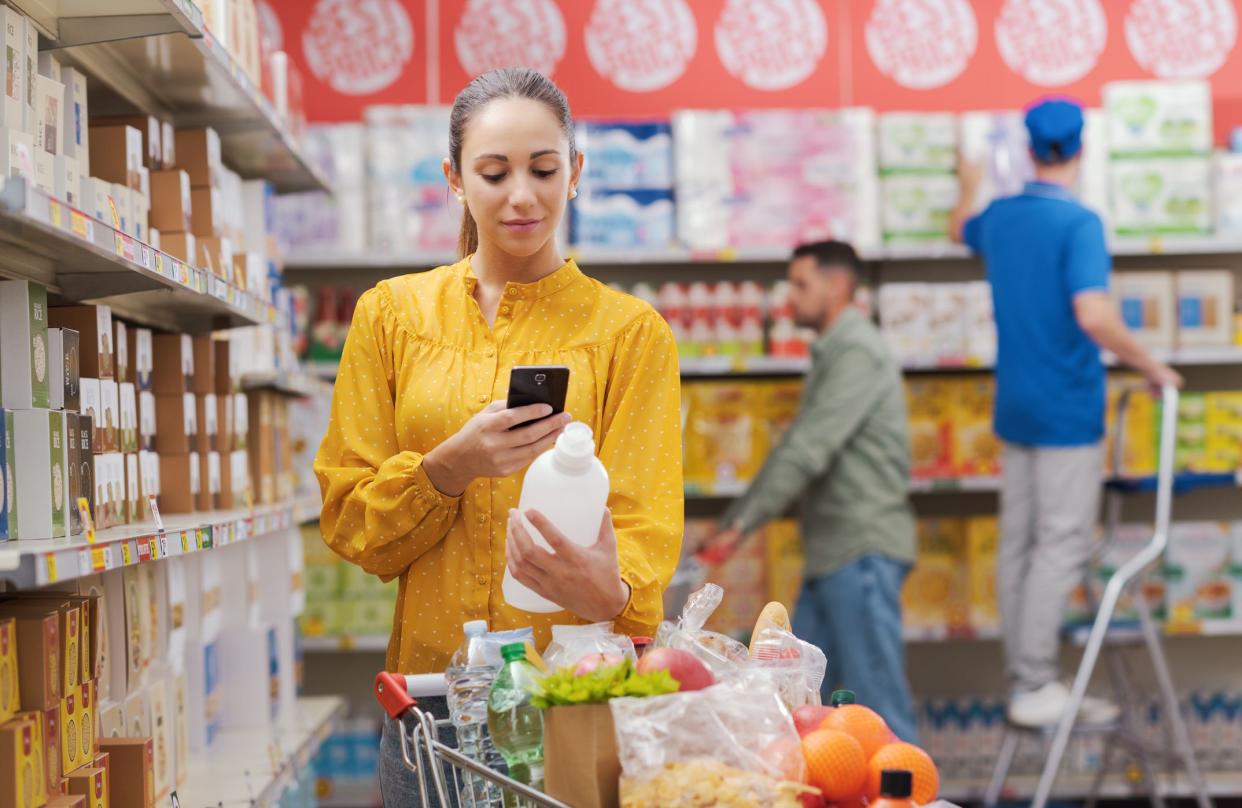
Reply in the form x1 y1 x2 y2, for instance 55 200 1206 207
48 199 62 228
70 210 91 240
180 531 191 553
120 541 132 566
90 546 107 572
138 537 153 562
115 234 125 257
45 553 58 583
106 195 121 229
78 497 96 544
78 548 89 574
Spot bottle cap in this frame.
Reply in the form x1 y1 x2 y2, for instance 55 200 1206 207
830 689 856 706
880 769 913 799
462 620 487 638
553 422 596 470
500 642 528 663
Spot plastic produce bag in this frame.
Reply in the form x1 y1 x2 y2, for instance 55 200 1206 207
543 622 637 670
471 627 536 668
653 584 750 674
749 625 827 710
610 677 808 807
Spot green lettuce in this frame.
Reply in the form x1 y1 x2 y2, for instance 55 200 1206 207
531 658 679 709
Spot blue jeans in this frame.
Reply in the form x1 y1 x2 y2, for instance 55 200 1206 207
380 696 459 807
792 554 920 744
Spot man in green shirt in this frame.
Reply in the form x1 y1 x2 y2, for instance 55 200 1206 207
707 240 918 741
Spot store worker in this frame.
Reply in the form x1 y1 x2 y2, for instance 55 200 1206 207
950 98 1182 727
314 68 683 800
706 240 919 743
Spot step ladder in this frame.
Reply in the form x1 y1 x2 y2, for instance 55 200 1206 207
984 385 1213 808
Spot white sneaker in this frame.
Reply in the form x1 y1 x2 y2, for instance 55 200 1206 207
1008 681 1121 728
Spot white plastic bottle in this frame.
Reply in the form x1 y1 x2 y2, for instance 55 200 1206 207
503 422 610 613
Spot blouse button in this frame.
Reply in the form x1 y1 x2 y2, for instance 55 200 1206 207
506 287 518 297
501 306 511 315
476 575 488 586
477 394 487 403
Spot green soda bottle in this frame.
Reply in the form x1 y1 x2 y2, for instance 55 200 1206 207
487 642 545 802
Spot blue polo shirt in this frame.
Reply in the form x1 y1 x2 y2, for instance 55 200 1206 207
963 181 1110 446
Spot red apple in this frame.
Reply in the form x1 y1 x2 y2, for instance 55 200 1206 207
793 705 835 737
635 647 715 691
800 792 828 808
573 653 624 676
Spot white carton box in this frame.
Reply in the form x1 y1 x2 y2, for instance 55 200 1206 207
21 15 35 136
61 66 88 169
12 408 67 539
959 111 1031 212
119 382 138 453
881 173 958 243
55 154 78 207
79 378 101 447
878 112 958 171
963 281 997 365
110 182 134 236
34 74 63 155
1109 158 1212 236
0 278 50 409
48 327 64 410
0 8 24 130
100 378 120 452
1103 80 1212 156
1214 152 1242 236
1166 522 1232 622
82 176 110 222
1176 270 1234 347
879 282 934 364
929 284 967 362
0 127 33 180
1113 271 1176 349
32 148 52 194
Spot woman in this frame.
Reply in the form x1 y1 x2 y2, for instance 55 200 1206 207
313 68 683 801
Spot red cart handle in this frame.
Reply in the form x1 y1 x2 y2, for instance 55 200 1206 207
375 671 416 719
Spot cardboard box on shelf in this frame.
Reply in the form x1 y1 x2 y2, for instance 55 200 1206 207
0 413 9 542
1167 522 1234 623
88 125 142 190
1112 271 1176 349
190 337 215 396
154 393 197 455
33 147 54 193
965 516 1000 633
190 186 221 239
112 321 128 386
159 122 174 170
41 704 60 797
124 453 139 524
49 305 113 380
151 335 193 395
0 127 34 180
65 764 107 808
49 328 66 411
54 154 79 207
197 452 221 512
157 453 199 514
90 455 111 531
906 379 956 479
172 127 222 190
92 115 160 170
148 170 191 234
137 392 155 453
11 712 47 808
0 279 50 410
903 518 969 637
79 176 108 223
61 66 87 168
76 415 93 519
109 183 134 237
137 451 159 516
127 329 153 393
147 681 170 799
1109 157 1212 236
119 385 137 455
1176 270 1234 347
11 409 68 539
66 413 82 535
214 394 233 457
0 7 25 131
34 74 63 157
880 173 958 243
1103 80 1212 156
0 618 16 722
123 689 150 739
60 328 81 412
955 379 1001 477
877 112 958 171
20 16 33 136
0 715 43 808
195 235 232 279
97 738 153 808
0 601 60 711
158 232 195 265
99 380 119 453
213 339 237 396
195 394 218 456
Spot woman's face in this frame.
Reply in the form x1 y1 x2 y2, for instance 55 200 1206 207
446 96 583 258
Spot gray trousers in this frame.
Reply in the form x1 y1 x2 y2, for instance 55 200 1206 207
998 441 1103 693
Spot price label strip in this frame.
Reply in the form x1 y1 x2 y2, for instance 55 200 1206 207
44 553 58 583
48 199 62 228
120 541 132 566
70 210 91 240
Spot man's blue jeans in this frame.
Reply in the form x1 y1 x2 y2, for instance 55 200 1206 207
792 553 920 744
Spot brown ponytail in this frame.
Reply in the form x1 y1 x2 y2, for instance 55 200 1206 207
449 67 576 260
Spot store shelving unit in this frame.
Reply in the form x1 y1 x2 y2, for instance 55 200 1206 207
941 771 1242 804
177 695 346 806
16 0 329 193
302 634 389 653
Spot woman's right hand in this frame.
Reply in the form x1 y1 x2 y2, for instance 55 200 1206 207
423 401 572 496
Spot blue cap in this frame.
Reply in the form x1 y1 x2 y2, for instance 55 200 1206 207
1025 98 1085 163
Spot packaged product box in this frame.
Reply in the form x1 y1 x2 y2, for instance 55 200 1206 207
905 379 956 479
97 737 153 808
49 305 113 380
203 639 220 746
1217 152 1242 237
171 673 186 787
97 703 121 740
0 7 25 130
32 147 53 194
879 283 933 365
877 112 958 171
173 127 222 190
0 618 15 721
1103 80 1212 156
66 413 81 535
60 66 88 168
228 450 249 507
107 452 126 528
123 454 138 524
77 383 101 446
577 121 673 189
65 764 107 808
213 394 233 458
0 715 42 808
1204 392 1242 473
90 456 110 531
1109 158 1212 236
570 189 675 249
1166 522 1233 623
12 711 47 807
123 688 150 739
47 796 85 808
0 127 34 180
147 681 171 798
189 186 222 239
147 169 191 233
20 16 33 137
48 329 66 411
127 329 153 393
1170 392 1209 472
880 173 958 243
902 518 968 638
11 408 68 539
763 520 804 611
198 451 221 512
965 516 1000 633
33 74 63 157
159 122 174 170
137 452 158 512
41 704 60 797
680 383 762 494
190 337 215 396
0 411 8 542
954 379 1001 477
75 415 93 520
1112 271 1175 349
213 338 237 396
151 334 193 395
958 111 1032 213
59 684 81 775
88 125 142 190
929 284 966 363
99 380 119 454
60 327 81 412
0 279 50 410
112 322 128 386
79 176 108 223
121 567 149 688
157 453 199 514
154 393 197 454
92 115 160 169
1175 270 1233 347
118 385 137 454
54 154 79 207
158 232 194 265
109 184 133 236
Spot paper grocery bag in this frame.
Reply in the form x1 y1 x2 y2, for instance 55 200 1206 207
544 703 620 808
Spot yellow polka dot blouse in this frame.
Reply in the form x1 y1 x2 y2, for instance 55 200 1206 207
314 258 685 674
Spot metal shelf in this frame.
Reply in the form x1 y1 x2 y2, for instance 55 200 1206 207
0 176 276 333
177 696 346 807
301 634 389 653
241 369 324 398
0 493 321 589
22 0 328 193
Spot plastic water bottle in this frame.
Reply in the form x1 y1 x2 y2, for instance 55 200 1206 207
447 620 502 807
487 642 546 802
503 422 609 612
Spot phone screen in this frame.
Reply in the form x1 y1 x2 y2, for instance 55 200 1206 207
506 365 570 429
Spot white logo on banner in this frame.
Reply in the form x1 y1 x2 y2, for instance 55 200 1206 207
302 0 414 95
714 0 828 91
865 0 977 89
1125 0 1237 78
585 0 697 92
257 1 283 52
996 0 1107 86
456 0 567 77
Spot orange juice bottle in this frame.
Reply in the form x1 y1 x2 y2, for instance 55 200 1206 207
871 769 916 808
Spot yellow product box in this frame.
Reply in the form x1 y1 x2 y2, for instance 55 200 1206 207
953 377 1000 477
1203 392 1242 472
78 681 95 767
1106 381 1157 477
764 520 804 613
60 685 81 776
0 715 41 808
65 764 107 808
902 518 968 637
905 379 956 479
682 383 763 493
965 517 1000 634
13 712 46 808
760 380 804 448
0 619 17 724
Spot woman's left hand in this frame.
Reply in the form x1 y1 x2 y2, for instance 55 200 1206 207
506 508 630 622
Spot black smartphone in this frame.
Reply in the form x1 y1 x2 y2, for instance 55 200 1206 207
506 365 570 429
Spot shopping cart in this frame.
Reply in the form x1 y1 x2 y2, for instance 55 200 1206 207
984 384 1213 808
374 671 572 808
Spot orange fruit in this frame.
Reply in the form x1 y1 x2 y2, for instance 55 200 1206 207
822 704 894 759
801 729 868 802
866 743 939 804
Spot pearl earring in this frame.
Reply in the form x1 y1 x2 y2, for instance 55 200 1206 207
569 188 578 199
456 193 465 203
